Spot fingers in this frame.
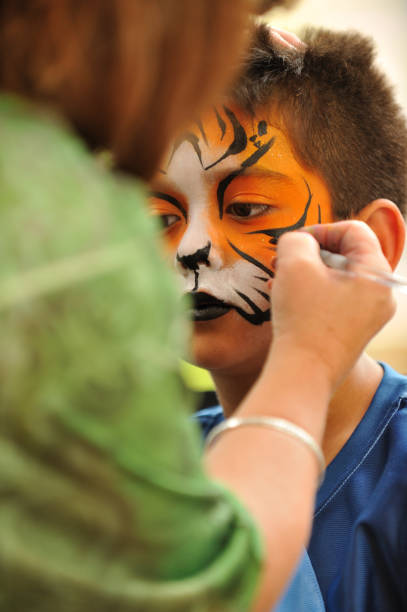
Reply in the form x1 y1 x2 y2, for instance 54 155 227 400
277 229 319 256
276 230 321 266
301 221 391 272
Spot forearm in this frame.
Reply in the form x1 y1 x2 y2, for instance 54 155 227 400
205 343 332 611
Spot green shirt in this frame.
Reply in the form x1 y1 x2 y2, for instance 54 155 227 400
0 95 262 611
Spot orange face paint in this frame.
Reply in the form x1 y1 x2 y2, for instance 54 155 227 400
149 105 333 325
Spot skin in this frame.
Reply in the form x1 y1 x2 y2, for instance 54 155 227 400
150 104 333 403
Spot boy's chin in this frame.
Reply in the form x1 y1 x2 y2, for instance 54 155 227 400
190 314 272 375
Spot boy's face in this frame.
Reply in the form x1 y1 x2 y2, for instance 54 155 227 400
149 105 333 375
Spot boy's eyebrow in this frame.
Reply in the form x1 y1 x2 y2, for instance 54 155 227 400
209 165 295 185
151 166 294 194
149 189 187 221
228 166 294 183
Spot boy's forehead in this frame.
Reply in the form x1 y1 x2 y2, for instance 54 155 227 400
162 104 283 173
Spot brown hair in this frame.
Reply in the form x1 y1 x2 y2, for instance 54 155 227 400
230 24 407 218
0 0 291 180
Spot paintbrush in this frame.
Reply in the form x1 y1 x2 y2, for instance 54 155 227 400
319 249 407 295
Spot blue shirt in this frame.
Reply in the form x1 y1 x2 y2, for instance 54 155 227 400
196 362 407 611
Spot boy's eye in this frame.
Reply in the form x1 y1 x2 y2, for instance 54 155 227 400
159 214 180 229
226 202 271 218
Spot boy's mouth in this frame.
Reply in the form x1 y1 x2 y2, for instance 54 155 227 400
188 292 232 321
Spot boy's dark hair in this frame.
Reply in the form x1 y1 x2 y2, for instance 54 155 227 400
231 24 407 218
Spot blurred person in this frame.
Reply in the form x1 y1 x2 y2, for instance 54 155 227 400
149 24 407 611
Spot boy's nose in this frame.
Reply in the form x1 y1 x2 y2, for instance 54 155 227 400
176 235 224 273
175 216 223 275
176 242 211 271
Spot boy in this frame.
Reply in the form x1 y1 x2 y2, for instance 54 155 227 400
149 25 407 611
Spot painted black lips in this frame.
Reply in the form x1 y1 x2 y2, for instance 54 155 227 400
188 292 232 321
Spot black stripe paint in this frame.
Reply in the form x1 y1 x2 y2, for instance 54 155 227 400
247 179 312 245
228 240 274 277
205 107 247 170
150 191 187 222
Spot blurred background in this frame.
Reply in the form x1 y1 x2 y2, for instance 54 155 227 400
184 0 407 408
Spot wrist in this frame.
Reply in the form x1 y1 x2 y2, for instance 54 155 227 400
268 335 340 395
250 339 334 443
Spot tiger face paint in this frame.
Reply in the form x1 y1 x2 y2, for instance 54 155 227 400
150 105 333 329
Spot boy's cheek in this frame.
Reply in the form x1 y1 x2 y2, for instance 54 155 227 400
226 230 277 261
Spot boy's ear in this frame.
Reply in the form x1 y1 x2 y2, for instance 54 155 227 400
354 199 405 270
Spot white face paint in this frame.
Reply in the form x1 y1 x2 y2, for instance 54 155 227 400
168 140 271 322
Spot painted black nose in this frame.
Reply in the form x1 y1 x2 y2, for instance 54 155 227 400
176 241 211 271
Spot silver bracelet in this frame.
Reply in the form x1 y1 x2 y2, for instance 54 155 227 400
206 416 325 485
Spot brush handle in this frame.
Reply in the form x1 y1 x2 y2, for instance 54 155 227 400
319 249 407 295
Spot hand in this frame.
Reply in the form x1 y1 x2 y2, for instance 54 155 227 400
269 221 396 390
